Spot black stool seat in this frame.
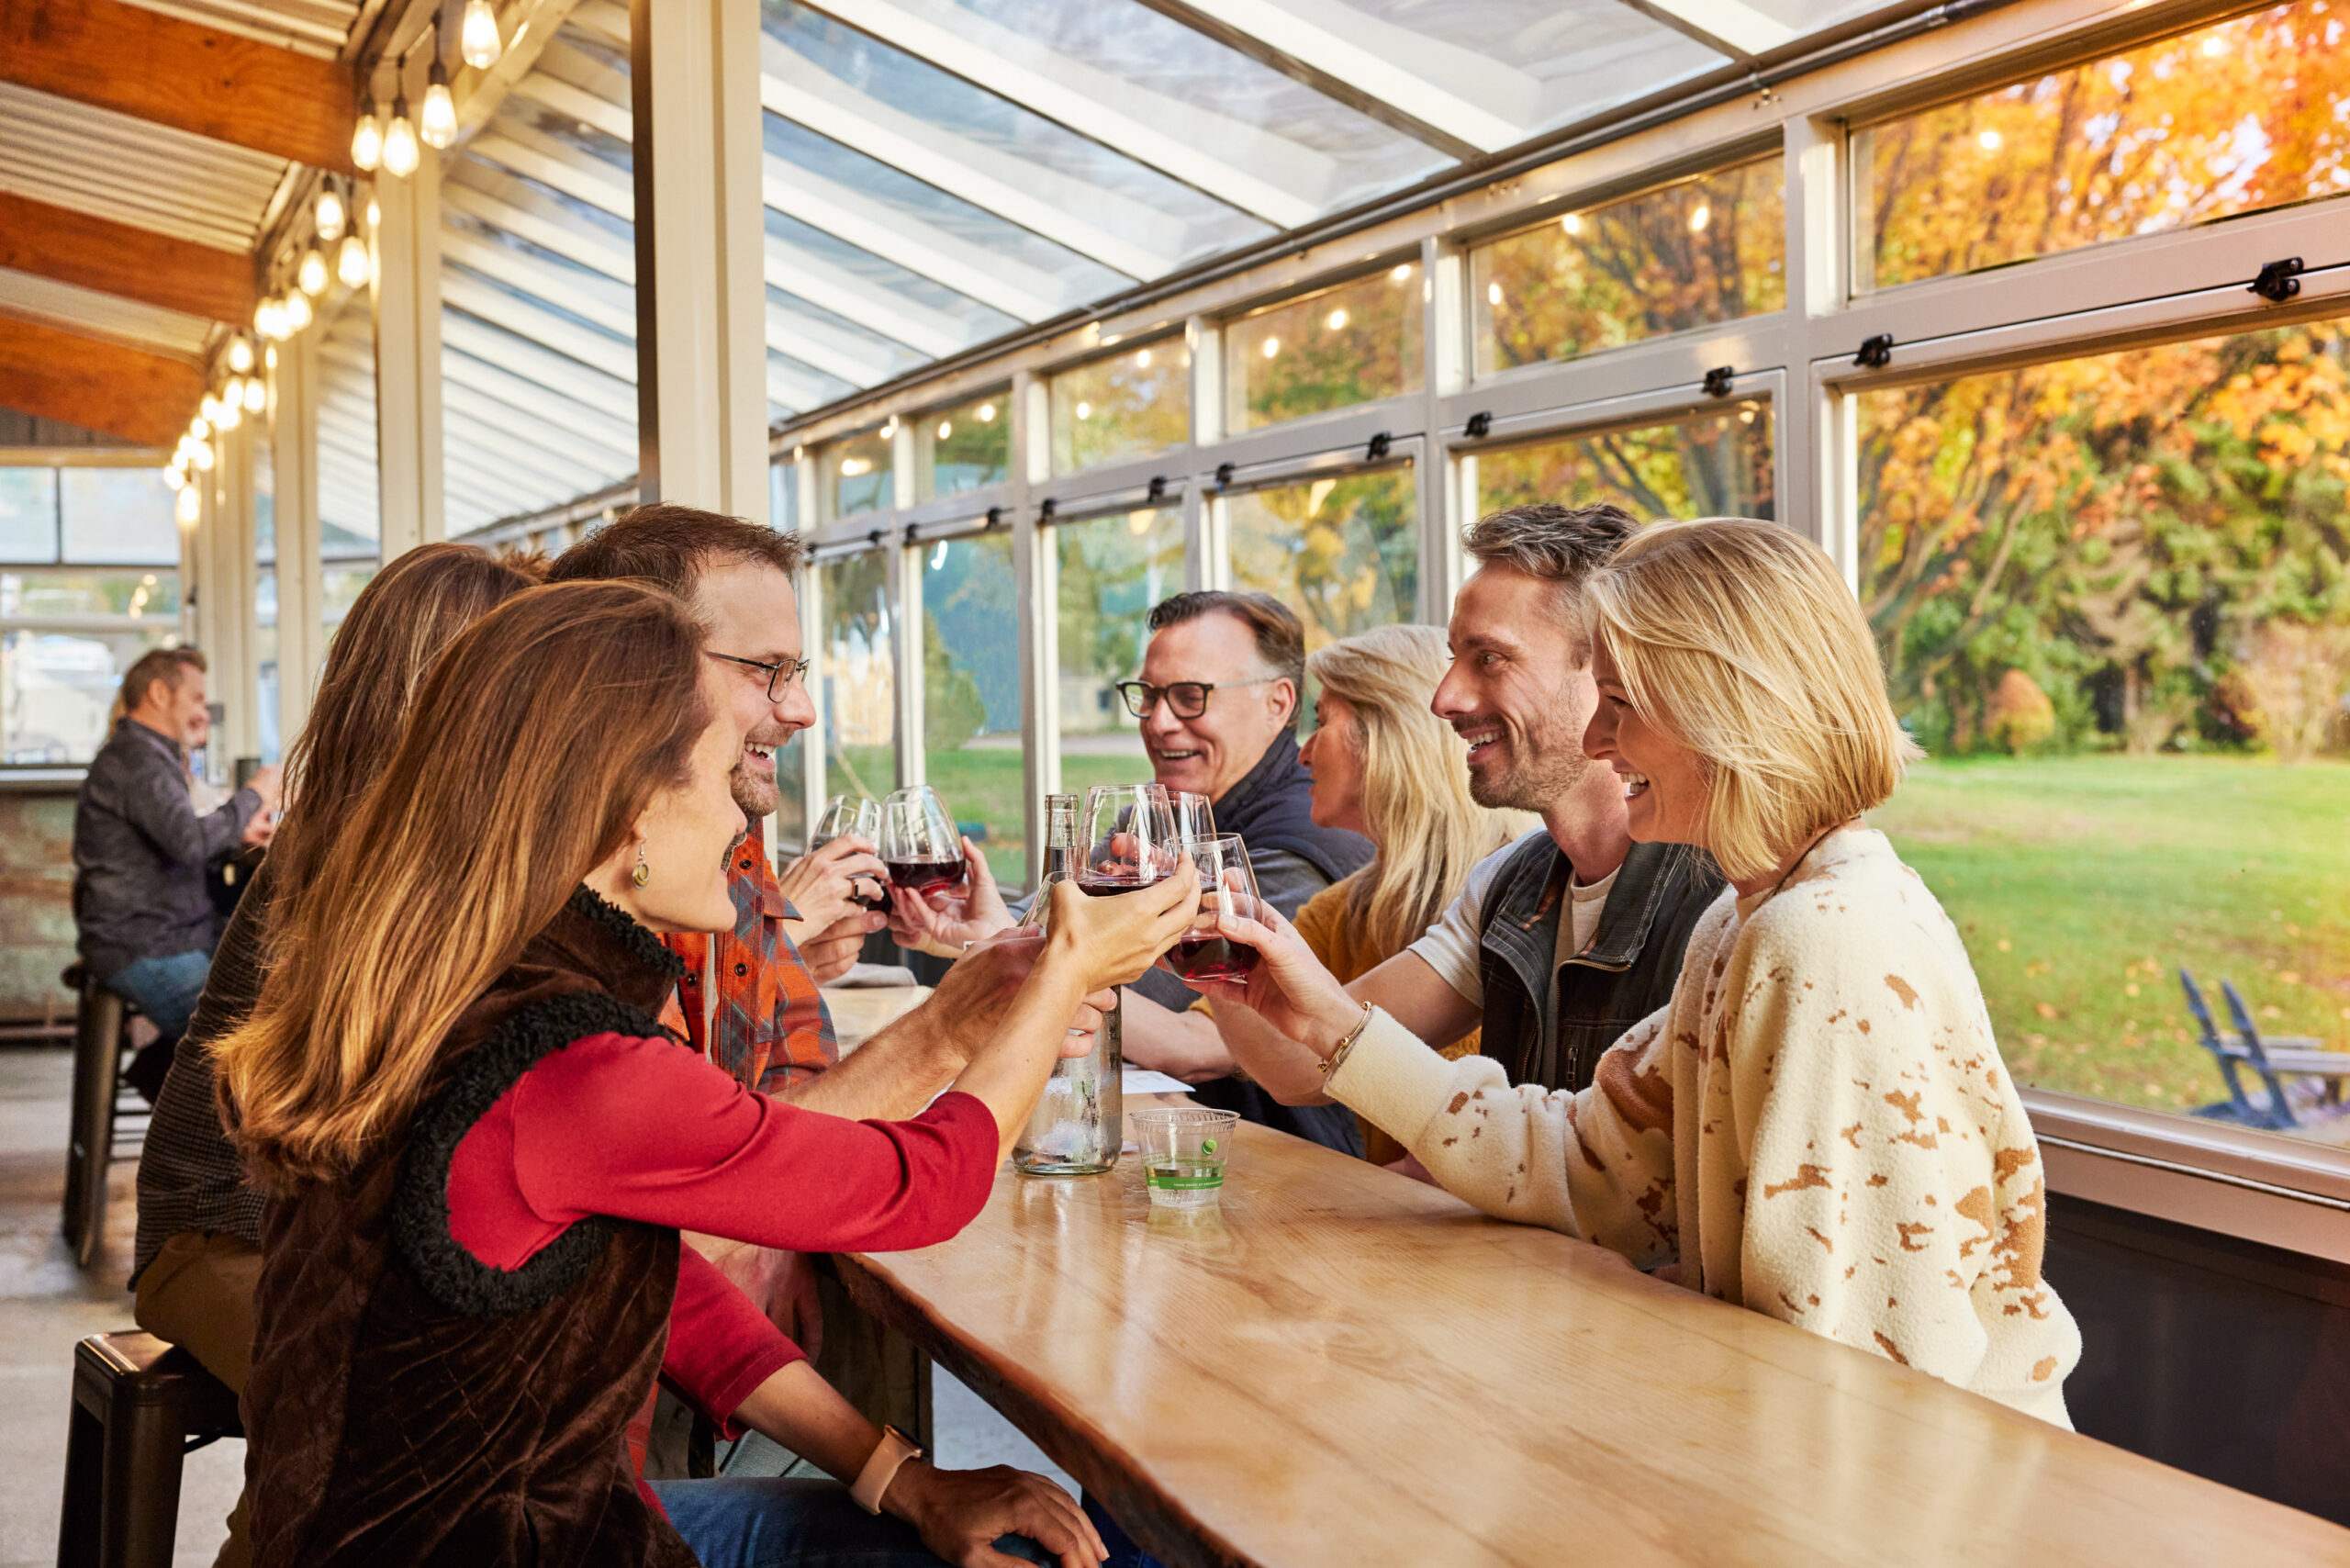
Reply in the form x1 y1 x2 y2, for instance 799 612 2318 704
58 1331 243 1568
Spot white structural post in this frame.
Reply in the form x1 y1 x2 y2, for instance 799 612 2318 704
210 419 257 762
630 0 768 518
271 337 326 745
374 151 446 556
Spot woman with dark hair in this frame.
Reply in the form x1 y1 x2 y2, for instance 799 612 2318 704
132 543 535 1567
214 580 1195 1568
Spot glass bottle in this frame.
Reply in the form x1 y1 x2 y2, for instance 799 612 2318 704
1013 793 1123 1175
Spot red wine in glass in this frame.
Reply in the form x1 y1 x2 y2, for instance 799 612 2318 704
888 859 965 895
1077 873 1164 898
1166 933 1259 981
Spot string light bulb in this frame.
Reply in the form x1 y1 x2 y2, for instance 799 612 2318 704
177 483 201 524
337 232 372 287
284 289 314 331
315 182 346 241
217 393 241 431
165 465 185 492
352 108 383 172
264 344 278 371
461 0 503 69
229 337 254 374
420 61 458 150
242 375 266 413
381 95 420 177
201 395 221 424
298 247 329 296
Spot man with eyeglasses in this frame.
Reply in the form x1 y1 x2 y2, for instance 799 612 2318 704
1113 591 1375 1154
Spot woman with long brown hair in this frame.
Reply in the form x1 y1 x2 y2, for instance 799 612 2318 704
131 543 534 1568
215 579 1196 1568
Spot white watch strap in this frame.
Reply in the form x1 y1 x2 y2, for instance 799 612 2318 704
850 1425 923 1515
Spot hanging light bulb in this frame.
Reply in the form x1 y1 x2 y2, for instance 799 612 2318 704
365 196 380 230
229 337 254 374
283 289 314 331
315 182 347 242
264 343 278 371
201 394 221 424
165 465 185 491
190 416 210 441
461 0 503 69
243 375 266 413
192 438 215 470
176 483 202 524
381 95 420 178
420 60 458 150
217 394 241 431
337 231 372 288
352 107 383 172
298 247 329 296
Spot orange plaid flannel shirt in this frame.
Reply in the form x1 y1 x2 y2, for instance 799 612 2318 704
659 820 837 1092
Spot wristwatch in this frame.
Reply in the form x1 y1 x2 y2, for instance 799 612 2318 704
851 1425 923 1515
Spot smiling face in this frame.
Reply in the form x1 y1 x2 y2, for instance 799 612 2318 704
1136 610 1295 802
624 670 753 933
1584 633 1712 850
1297 689 1368 836
691 558 815 820
1430 566 1598 812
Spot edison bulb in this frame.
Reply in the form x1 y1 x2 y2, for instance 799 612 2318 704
229 338 254 374
420 70 458 151
242 375 266 413
382 103 420 177
352 111 383 172
315 185 346 241
201 395 221 424
165 465 185 492
217 397 241 431
338 232 372 287
190 417 210 441
284 290 314 331
298 248 329 296
192 439 215 470
461 0 503 69
176 484 201 524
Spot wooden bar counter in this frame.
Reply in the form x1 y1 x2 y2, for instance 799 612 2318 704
839 1107 2350 1567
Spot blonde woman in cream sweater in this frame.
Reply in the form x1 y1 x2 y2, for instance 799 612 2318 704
1194 516 2081 1428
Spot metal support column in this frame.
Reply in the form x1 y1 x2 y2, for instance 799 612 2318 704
271 338 325 743
375 149 446 555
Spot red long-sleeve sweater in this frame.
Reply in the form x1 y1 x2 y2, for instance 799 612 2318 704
444 1031 1000 1437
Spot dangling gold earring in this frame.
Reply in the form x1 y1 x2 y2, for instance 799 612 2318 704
632 843 651 888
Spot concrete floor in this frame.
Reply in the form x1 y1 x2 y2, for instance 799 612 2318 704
0 1044 1069 1567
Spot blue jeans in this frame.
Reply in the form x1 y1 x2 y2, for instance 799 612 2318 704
650 1477 1057 1568
107 951 213 1037
1082 1495 1159 1568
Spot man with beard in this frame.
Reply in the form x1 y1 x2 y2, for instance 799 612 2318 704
1214 502 1723 1109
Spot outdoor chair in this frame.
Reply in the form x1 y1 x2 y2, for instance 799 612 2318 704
61 963 149 1270
56 1330 242 1568
2220 979 2350 1110
2179 969 2350 1131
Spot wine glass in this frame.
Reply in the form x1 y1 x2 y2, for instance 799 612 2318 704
811 794 884 908
1170 790 1216 846
1162 834 1262 982
1077 784 1179 895
880 784 963 896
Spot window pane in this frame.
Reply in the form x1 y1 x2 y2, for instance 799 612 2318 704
1476 403 1774 521
0 470 58 561
1056 506 1181 801
1858 319 2350 1128
1857 2 2350 292
922 533 1024 887
324 566 375 639
823 429 894 520
2 627 174 763
821 552 896 803
1227 466 1417 658
1225 264 1423 433
255 566 279 764
59 469 177 563
770 462 800 534
916 390 1011 501
0 569 180 620
772 721 806 854
1050 338 1189 476
1473 159 1785 378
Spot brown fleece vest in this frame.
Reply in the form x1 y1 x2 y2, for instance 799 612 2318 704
241 889 694 1568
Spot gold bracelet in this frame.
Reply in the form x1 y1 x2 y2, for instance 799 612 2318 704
1318 1001 1374 1081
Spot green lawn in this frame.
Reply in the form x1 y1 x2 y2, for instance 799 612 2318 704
1870 755 2350 1112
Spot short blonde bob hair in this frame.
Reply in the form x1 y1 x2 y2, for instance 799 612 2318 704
1583 517 1919 881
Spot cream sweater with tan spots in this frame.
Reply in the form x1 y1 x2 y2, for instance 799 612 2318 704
1328 825 2080 1428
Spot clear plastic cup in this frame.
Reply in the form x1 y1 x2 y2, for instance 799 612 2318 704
1131 1106 1239 1211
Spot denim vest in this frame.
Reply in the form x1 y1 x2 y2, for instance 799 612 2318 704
1475 834 1726 1092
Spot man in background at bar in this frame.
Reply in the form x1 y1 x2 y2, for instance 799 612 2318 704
71 647 278 1102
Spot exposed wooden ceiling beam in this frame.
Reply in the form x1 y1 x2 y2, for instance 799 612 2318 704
0 189 255 323
0 312 201 444
0 0 356 174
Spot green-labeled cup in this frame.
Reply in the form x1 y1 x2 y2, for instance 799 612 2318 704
1131 1106 1240 1211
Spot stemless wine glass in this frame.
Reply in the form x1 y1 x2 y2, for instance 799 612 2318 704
1162 834 1262 983
879 784 963 896
1170 790 1216 846
1077 784 1179 894
811 795 884 908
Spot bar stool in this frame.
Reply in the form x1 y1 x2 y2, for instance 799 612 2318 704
61 962 142 1270
57 1331 243 1568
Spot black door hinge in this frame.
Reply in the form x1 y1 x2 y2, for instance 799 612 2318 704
2249 257 2305 304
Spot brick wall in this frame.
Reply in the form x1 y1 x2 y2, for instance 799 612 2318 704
0 793 79 1022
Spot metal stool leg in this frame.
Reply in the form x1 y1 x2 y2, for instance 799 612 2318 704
99 1382 189 1568
63 981 124 1269
56 1392 104 1568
